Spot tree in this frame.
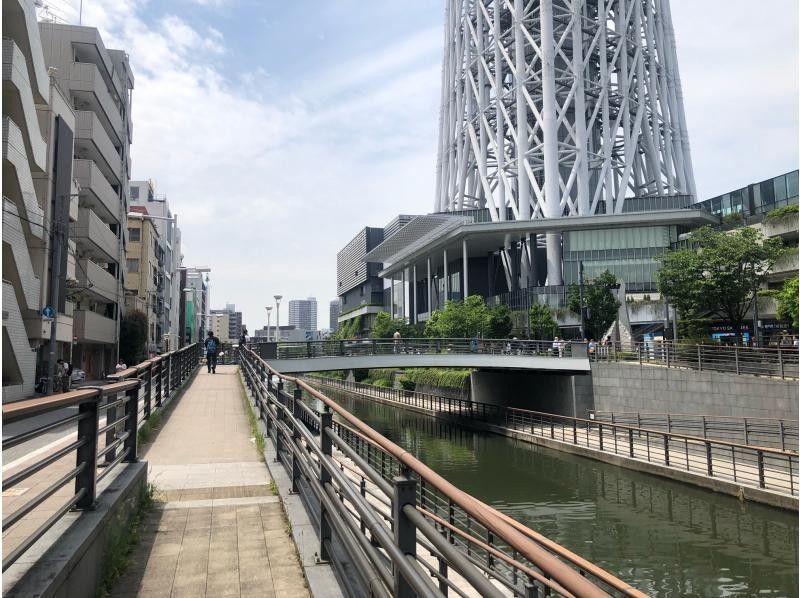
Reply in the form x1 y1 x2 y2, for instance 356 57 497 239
485 304 513 338
120 310 148 365
657 226 783 339
425 295 489 337
568 270 620 339
773 276 799 328
370 311 417 339
529 304 558 340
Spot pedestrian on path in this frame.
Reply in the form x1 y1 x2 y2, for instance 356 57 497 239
205 330 220 374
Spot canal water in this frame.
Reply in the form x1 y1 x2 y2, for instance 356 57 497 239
325 389 798 597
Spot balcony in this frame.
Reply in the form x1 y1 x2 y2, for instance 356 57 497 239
762 214 799 241
3 117 44 234
70 207 118 264
74 309 116 344
74 111 122 186
77 258 118 303
73 158 120 224
2 38 46 170
67 62 123 145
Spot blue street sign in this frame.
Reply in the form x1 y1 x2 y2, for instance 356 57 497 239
42 306 56 319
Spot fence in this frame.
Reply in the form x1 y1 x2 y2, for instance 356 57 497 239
593 340 799 380
272 337 576 360
311 377 799 500
589 410 798 452
239 347 645 597
1 343 201 571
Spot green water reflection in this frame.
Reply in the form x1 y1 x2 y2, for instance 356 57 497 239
327 390 799 597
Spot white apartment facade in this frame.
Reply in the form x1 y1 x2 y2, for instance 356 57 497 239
39 22 134 379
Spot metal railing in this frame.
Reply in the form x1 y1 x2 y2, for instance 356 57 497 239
271 338 578 360
239 346 646 597
1 343 202 571
592 340 799 379
311 377 799 500
589 410 798 452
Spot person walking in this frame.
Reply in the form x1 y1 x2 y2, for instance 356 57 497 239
393 329 402 354
205 330 220 374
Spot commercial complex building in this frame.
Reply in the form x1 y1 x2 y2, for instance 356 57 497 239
129 179 182 351
288 297 317 332
39 21 134 379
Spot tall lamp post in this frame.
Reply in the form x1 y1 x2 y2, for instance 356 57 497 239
265 306 273 341
274 295 282 342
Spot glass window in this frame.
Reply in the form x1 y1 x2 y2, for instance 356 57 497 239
774 176 788 202
786 171 799 199
128 227 140 242
760 180 775 207
127 258 139 272
130 186 139 200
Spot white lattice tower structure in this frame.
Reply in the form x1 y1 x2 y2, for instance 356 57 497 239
435 0 696 285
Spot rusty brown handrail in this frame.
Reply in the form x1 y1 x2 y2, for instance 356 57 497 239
244 346 646 598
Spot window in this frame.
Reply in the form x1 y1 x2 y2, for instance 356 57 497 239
127 258 139 272
128 227 140 242
130 186 139 200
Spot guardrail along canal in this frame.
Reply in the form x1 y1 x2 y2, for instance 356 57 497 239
324 388 798 597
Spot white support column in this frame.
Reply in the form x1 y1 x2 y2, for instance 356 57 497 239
389 274 394 318
443 248 449 303
401 268 407 321
413 265 418 324
427 258 432 314
462 239 469 298
514 0 530 220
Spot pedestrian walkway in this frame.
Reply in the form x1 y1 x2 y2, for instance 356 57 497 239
110 366 309 598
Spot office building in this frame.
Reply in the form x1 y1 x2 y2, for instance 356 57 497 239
329 299 341 332
123 206 163 353
437 0 695 286
40 21 134 378
130 179 182 351
210 303 243 342
180 267 209 345
288 297 317 332
209 312 231 343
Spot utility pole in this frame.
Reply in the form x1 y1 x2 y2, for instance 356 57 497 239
46 214 64 394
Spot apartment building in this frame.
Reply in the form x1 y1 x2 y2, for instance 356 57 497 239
209 312 231 343
210 303 242 342
329 299 341 332
181 267 209 346
288 297 317 332
3 0 78 399
39 22 134 379
124 206 163 353
129 179 181 351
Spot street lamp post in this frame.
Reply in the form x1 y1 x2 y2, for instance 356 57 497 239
274 295 282 342
265 306 273 341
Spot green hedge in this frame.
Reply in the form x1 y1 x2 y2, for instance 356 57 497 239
401 368 472 390
765 204 798 221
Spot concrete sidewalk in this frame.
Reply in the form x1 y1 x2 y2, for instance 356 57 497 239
111 366 309 598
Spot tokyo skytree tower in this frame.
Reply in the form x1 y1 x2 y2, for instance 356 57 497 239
435 0 696 285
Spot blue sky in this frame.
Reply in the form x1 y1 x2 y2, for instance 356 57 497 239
44 0 799 332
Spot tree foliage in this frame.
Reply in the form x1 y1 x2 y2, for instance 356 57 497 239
568 270 620 339
370 311 418 339
424 295 511 338
657 226 783 338
529 304 558 340
120 310 148 365
772 276 799 328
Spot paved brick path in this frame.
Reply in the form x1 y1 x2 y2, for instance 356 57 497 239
111 366 309 598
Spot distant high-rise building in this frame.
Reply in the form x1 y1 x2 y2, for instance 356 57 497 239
288 298 317 332
211 303 243 341
329 299 341 331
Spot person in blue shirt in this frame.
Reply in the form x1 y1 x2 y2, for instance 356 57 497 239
204 330 220 374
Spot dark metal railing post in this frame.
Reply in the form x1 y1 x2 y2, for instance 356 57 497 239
734 346 740 375
319 409 333 561
291 388 302 493
275 379 284 460
392 473 417 598
706 441 713 476
780 421 786 452
104 399 118 465
779 347 784 379
143 364 153 420
167 353 173 394
123 385 140 463
74 396 100 510
757 451 766 488
155 360 163 408
265 373 273 430
664 435 670 466
697 345 702 371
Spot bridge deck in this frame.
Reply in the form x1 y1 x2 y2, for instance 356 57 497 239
110 366 309 598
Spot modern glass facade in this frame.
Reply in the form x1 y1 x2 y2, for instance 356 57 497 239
562 225 679 292
695 170 798 218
